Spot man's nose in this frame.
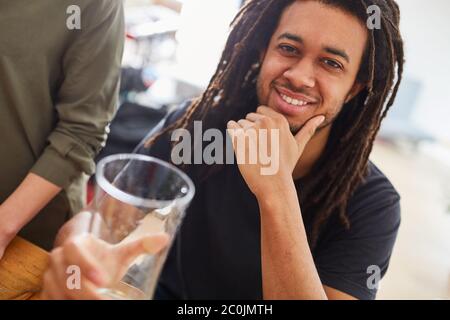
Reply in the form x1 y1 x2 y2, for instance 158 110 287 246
283 58 316 89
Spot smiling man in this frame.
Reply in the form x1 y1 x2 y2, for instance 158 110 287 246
42 0 404 300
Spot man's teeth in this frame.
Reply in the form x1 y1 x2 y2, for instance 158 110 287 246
280 94 309 106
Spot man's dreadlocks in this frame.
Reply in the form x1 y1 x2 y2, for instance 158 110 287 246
146 0 404 249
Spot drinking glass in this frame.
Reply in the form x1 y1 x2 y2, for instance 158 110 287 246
88 154 195 300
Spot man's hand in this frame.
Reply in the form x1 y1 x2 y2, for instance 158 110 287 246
53 211 93 248
0 229 15 261
0 205 19 260
41 231 169 300
227 106 324 198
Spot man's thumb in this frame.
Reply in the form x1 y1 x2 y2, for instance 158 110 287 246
294 115 325 149
115 233 170 265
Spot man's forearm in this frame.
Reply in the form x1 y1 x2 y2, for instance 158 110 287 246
0 172 62 236
257 179 327 300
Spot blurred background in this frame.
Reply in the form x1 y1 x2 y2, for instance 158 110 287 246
103 0 450 299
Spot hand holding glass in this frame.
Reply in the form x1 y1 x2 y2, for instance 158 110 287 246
87 154 194 300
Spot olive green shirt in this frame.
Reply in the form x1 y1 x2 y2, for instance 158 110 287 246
0 0 125 249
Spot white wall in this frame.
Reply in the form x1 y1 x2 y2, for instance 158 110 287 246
396 0 450 142
175 0 241 87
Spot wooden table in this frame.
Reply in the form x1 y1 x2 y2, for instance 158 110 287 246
0 237 49 300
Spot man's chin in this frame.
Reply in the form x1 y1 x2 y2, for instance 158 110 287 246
289 120 329 135
264 102 317 134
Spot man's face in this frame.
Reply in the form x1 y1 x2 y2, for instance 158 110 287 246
256 0 368 133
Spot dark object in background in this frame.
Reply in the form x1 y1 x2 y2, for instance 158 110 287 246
95 65 164 161
120 67 158 93
90 102 167 203
96 102 167 162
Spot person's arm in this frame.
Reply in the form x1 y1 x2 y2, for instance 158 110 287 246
0 0 125 257
228 106 356 300
0 174 61 258
257 178 327 299
257 181 357 299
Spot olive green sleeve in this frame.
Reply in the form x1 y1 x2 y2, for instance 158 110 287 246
31 0 125 188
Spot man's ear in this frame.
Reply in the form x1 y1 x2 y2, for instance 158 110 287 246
345 82 366 104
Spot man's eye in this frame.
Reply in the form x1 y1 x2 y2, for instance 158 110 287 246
278 44 298 55
323 59 342 70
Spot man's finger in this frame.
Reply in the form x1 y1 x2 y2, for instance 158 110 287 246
49 247 100 300
227 120 243 149
54 211 92 248
237 119 254 129
294 115 325 151
245 113 265 122
63 235 108 287
256 105 282 119
114 233 170 267
65 276 106 300
48 248 74 299
42 269 68 300
227 120 242 130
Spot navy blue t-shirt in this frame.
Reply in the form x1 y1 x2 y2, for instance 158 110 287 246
136 105 401 300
